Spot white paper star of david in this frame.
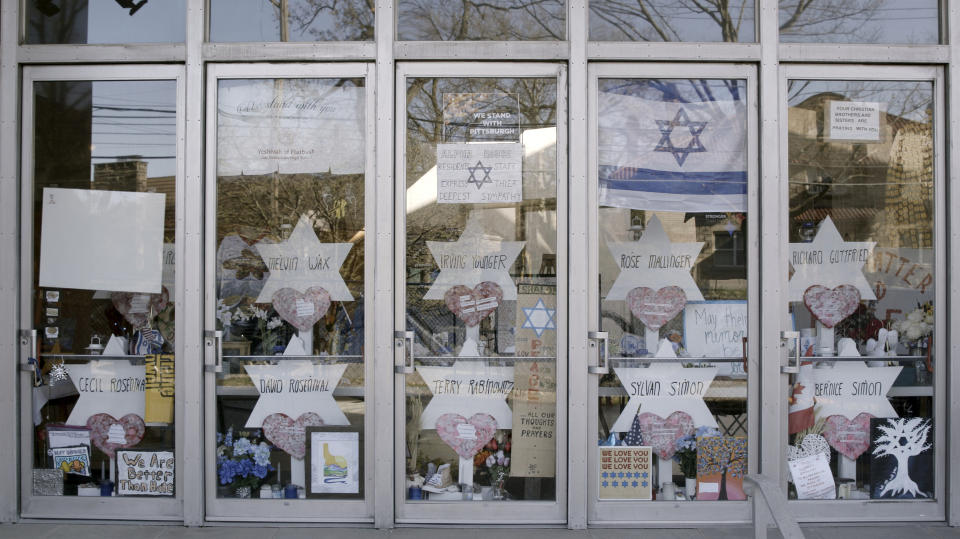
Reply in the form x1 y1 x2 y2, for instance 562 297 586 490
605 215 705 301
810 362 902 421
788 216 876 301
416 361 515 429
254 215 354 303
424 213 525 300
65 361 146 425
520 298 556 337
611 364 718 432
244 360 349 427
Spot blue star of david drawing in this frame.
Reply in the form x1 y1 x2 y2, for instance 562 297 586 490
654 108 707 166
612 481 619 487
632 481 639 488
520 298 556 337
618 472 625 478
642 480 648 488
602 480 608 488
602 472 609 479
641 472 649 479
466 160 493 190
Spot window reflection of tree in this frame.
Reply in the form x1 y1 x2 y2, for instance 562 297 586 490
398 0 565 41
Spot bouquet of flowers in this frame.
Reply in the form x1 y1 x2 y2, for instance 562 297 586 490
673 426 721 478
891 302 933 342
216 298 283 353
216 427 274 490
473 432 511 487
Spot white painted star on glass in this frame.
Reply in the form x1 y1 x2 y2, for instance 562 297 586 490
810 362 902 421
605 215 705 301
244 360 349 427
611 364 718 431
788 216 876 301
521 298 556 337
416 361 515 429
424 213 525 301
65 361 146 425
254 215 354 303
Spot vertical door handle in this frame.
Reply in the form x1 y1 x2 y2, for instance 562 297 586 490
204 330 223 373
587 331 609 375
780 330 800 374
19 329 40 385
394 330 414 374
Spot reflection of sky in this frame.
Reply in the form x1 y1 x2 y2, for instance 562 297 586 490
86 0 184 43
788 80 932 122
209 0 340 42
91 80 177 179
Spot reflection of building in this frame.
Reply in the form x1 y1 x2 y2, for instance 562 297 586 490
92 157 175 234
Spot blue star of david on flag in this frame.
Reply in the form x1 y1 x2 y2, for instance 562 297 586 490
654 108 707 166
466 160 493 190
520 298 556 337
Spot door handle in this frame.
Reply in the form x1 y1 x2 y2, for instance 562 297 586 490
587 331 609 375
394 330 414 374
204 330 223 373
780 330 800 374
19 329 40 385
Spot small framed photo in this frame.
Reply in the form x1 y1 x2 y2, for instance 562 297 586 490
304 426 363 499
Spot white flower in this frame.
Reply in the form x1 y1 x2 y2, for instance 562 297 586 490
485 455 495 467
254 308 268 320
924 313 934 325
267 317 283 330
906 325 924 341
907 310 923 323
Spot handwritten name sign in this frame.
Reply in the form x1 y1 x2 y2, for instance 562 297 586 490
117 450 174 496
788 217 876 301
417 361 515 429
809 363 902 420
606 216 704 302
612 364 718 431
244 360 349 427
65 361 146 425
437 143 523 204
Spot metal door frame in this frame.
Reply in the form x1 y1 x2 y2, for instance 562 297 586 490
393 61 569 525
583 62 760 526
775 64 947 523
202 62 377 523
18 64 186 520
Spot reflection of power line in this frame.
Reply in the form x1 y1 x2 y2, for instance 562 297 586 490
93 106 175 113
92 155 175 159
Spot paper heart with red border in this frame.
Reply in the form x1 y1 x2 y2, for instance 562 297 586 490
271 287 331 332
636 411 695 460
435 413 497 460
262 412 325 460
111 287 169 329
626 286 687 331
443 282 504 328
823 412 874 459
86 413 145 458
803 284 861 329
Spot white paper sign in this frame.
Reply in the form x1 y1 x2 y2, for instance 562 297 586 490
788 216 877 301
683 301 747 377
39 188 165 294
309 431 360 495
296 299 315 317
810 362 902 420
789 453 836 500
244 360 349 427
829 101 881 142
117 450 175 496
436 143 522 204
64 361 146 425
107 423 128 444
416 361 515 429
456 424 477 440
611 364 718 431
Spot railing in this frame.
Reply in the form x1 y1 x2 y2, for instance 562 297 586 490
744 475 805 539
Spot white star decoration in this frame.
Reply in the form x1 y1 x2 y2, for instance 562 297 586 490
520 298 556 337
612 364 718 432
416 361 515 429
254 215 354 303
809 362 902 421
605 215 705 301
65 361 146 425
244 360 349 427
424 213 525 301
788 216 876 301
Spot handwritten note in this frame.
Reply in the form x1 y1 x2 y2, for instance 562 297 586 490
789 453 836 500
116 450 175 496
683 301 747 377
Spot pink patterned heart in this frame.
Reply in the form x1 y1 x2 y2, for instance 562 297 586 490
435 413 497 460
803 285 860 328
262 412 324 460
86 413 145 458
637 411 694 460
111 287 169 329
626 286 687 330
444 282 504 328
271 287 331 331
823 413 874 459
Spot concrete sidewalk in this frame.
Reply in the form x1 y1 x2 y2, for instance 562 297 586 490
1 524 959 539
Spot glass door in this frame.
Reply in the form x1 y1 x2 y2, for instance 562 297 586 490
586 63 759 524
204 63 376 522
19 65 185 519
394 63 567 524
777 65 945 522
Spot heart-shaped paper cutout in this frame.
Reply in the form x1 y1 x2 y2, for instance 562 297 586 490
443 282 504 328
111 288 169 329
823 413 874 459
262 412 325 460
86 413 146 458
803 284 860 328
626 286 687 331
435 413 497 460
271 287 331 331
637 411 694 460
787 433 830 463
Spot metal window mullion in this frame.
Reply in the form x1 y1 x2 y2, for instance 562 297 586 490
949 0 960 524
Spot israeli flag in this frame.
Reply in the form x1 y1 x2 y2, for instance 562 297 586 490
599 90 747 212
